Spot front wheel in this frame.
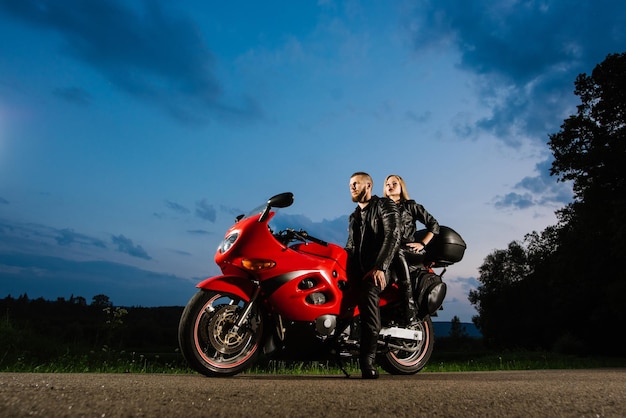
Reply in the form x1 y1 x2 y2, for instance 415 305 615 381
178 290 264 377
378 316 434 375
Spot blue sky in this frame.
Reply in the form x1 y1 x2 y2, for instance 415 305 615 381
0 0 624 322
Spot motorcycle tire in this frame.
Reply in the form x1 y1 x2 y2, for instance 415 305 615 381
378 316 434 375
178 289 264 377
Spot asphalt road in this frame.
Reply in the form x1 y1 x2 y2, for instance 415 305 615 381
1 369 625 417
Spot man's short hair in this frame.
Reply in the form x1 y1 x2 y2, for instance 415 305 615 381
350 172 373 185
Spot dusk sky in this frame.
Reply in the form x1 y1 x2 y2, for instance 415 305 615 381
1 0 624 322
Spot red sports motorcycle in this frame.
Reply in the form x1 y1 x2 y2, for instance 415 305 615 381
178 192 466 377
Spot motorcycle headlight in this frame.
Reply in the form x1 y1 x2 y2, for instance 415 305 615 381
217 232 239 254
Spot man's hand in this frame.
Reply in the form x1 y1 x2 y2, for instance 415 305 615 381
366 269 387 289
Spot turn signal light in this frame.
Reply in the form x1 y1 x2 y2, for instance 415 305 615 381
241 258 276 271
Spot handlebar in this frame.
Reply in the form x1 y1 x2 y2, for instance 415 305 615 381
277 228 328 246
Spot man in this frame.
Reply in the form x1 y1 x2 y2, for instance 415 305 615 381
345 172 401 379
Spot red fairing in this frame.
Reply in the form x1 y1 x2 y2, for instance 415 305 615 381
196 275 255 301
210 211 361 322
262 241 351 321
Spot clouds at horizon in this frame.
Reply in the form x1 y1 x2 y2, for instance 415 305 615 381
0 218 154 262
0 251 195 306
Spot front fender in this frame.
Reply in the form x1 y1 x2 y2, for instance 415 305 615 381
196 275 255 302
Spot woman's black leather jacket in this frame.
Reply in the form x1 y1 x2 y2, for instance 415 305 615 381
399 199 439 243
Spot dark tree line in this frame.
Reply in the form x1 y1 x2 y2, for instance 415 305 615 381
470 53 626 356
0 293 183 365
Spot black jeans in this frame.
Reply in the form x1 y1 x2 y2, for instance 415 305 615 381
356 276 382 359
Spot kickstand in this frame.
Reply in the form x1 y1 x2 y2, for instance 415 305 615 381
333 351 350 378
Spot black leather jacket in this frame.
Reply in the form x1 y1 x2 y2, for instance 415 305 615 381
345 195 401 276
398 199 439 243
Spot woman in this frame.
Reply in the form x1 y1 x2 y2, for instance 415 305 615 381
383 174 440 324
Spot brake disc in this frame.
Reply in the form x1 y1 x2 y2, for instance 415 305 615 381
207 305 252 355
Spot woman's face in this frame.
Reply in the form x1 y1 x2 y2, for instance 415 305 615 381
385 176 402 199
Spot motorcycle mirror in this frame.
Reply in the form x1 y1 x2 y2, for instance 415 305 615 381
259 192 294 222
267 192 294 209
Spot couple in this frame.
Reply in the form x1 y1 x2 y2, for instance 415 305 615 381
345 172 440 379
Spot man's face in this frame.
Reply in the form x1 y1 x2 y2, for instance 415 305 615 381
349 176 370 203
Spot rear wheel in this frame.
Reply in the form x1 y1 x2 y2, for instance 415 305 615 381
378 316 434 375
178 290 263 377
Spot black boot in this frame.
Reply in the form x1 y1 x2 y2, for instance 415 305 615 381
359 354 379 379
404 294 418 325
357 279 381 379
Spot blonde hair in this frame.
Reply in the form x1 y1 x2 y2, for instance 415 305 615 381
384 174 410 201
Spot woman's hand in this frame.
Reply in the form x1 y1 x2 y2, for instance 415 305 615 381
406 242 425 253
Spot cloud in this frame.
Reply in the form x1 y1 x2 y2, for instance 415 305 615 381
0 252 195 307
0 0 260 124
454 276 479 292
55 228 107 248
111 234 151 260
409 0 626 143
219 205 245 218
0 219 112 258
170 249 192 256
494 157 573 210
53 86 91 105
405 110 431 124
494 192 535 210
195 199 216 222
164 200 190 214
187 229 211 236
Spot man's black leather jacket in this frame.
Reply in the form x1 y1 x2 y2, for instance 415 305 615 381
345 195 401 277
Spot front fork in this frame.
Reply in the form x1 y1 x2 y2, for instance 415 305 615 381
232 285 261 331
229 283 286 353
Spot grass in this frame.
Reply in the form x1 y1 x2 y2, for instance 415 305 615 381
0 346 193 374
2 319 624 374
2 347 624 375
424 350 626 372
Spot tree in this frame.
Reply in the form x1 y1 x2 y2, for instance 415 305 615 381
470 233 553 349
549 52 626 202
449 316 468 340
91 294 113 308
471 53 626 354
546 53 626 354
548 52 626 260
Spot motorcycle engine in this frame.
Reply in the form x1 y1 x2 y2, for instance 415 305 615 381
315 315 337 336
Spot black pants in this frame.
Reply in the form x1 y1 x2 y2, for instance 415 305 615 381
399 246 425 275
393 249 411 287
356 276 382 359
